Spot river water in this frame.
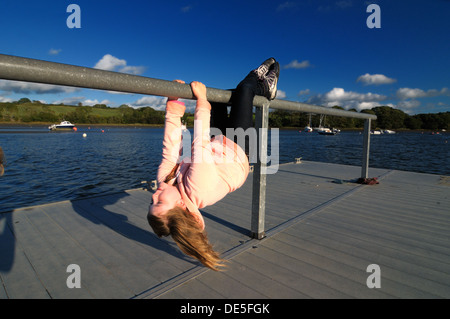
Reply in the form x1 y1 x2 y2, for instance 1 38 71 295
0 126 448 212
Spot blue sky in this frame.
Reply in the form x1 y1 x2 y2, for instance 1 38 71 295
0 0 449 114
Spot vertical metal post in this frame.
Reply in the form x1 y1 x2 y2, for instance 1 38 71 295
361 119 371 178
251 102 269 239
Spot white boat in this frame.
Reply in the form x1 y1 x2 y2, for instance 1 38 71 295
316 115 339 135
370 130 383 135
304 113 313 132
384 129 396 134
317 127 338 135
48 121 75 131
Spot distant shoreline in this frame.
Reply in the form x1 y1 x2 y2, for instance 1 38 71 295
0 122 164 128
1 122 447 133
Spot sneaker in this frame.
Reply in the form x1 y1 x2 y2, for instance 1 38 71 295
264 62 280 100
252 58 276 80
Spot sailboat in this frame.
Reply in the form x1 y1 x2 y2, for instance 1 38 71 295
315 114 341 135
316 114 339 135
303 113 313 132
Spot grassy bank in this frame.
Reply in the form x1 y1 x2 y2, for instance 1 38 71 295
1 99 448 130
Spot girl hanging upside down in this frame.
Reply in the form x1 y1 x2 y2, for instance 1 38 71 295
148 58 280 270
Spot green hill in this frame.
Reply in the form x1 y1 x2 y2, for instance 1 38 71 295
0 98 166 125
1 98 448 130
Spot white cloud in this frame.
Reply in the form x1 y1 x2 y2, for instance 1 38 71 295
52 97 112 106
306 86 448 113
0 96 13 102
318 0 353 12
127 96 198 112
307 87 388 111
357 73 397 85
181 5 193 13
324 87 386 102
49 48 62 55
131 96 167 110
396 99 421 110
0 80 79 94
277 1 297 11
119 65 146 75
83 99 112 106
94 54 126 71
396 87 449 100
94 54 146 75
298 89 310 96
52 96 85 105
276 90 287 99
336 0 352 9
179 99 197 112
283 59 311 69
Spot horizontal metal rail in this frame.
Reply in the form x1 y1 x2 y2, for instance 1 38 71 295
0 54 375 120
0 53 376 240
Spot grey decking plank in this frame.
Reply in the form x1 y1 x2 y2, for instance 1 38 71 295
281 222 449 298
333 199 450 235
139 163 448 300
37 202 153 297
155 288 185 299
9 209 93 298
29 204 132 298
0 248 51 298
258 239 394 298
328 203 450 247
158 277 225 299
196 270 270 299
232 249 351 298
43 200 190 294
310 210 450 262
0 213 17 276
296 216 450 277
273 231 439 298
95 192 150 225
0 213 50 299
70 197 193 268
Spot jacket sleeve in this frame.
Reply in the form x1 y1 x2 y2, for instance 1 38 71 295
183 99 221 207
157 99 185 184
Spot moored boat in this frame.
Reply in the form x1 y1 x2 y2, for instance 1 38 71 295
48 121 75 131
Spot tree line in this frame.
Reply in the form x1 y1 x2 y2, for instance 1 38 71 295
269 106 449 130
0 98 165 125
0 98 448 130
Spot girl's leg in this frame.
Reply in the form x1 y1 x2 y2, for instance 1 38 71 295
229 72 262 131
228 72 266 156
229 57 277 131
210 101 229 136
211 59 278 154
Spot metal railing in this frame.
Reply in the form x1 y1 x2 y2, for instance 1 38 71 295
0 54 376 239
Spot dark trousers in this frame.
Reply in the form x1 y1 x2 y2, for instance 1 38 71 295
210 72 264 154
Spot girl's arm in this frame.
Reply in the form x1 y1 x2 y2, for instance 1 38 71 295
183 82 220 206
156 81 186 184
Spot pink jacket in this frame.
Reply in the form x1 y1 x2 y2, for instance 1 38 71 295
157 98 250 230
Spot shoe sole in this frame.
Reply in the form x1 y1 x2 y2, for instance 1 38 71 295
269 77 278 100
268 62 280 100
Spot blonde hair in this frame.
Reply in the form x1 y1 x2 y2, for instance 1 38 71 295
147 206 225 271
